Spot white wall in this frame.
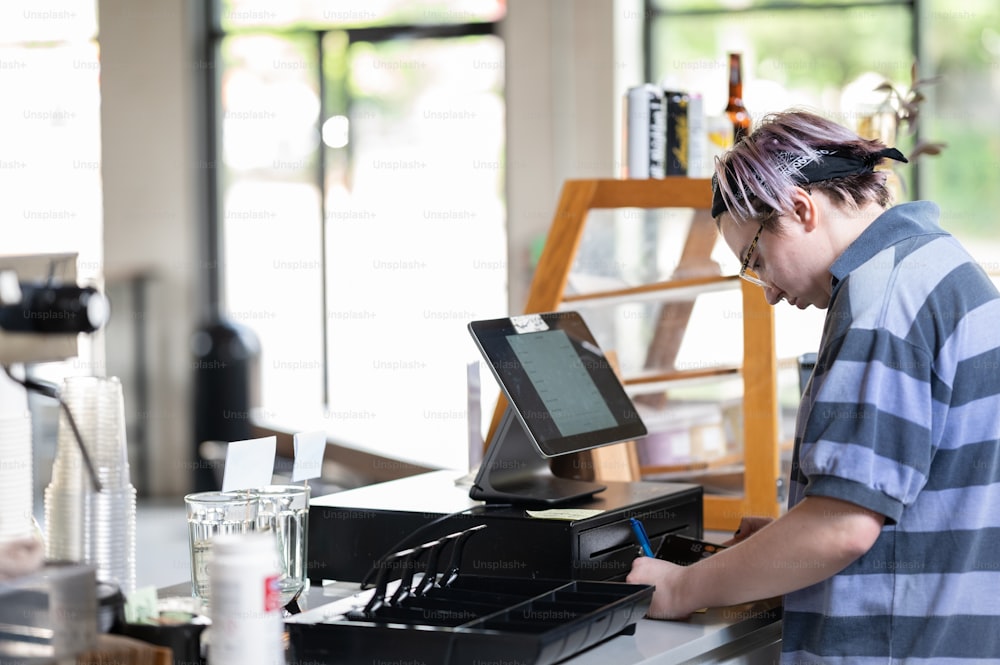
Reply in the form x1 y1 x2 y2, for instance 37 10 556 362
99 0 204 496
503 0 643 312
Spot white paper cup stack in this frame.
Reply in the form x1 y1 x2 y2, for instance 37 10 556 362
0 370 35 545
44 376 136 594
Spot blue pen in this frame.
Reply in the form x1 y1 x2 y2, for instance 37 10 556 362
630 517 654 557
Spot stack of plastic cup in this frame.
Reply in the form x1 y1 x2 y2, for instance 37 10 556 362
45 379 90 564
44 376 136 594
0 369 35 547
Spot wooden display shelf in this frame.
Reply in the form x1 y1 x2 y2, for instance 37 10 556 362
623 364 742 389
506 177 782 531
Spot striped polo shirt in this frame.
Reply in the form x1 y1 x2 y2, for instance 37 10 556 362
782 201 1000 664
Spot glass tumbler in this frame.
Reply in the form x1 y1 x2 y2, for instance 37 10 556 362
184 491 259 609
253 484 310 607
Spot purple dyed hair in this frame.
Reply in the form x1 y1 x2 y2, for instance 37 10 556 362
713 109 897 226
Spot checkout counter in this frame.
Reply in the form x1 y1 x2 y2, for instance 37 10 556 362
291 468 781 665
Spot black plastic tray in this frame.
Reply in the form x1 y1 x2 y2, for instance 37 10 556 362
285 575 653 665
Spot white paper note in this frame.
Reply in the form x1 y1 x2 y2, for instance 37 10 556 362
221 436 277 492
292 430 326 482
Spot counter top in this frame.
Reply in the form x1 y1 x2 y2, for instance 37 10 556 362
561 603 781 664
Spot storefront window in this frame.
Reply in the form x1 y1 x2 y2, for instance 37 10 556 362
216 1 506 469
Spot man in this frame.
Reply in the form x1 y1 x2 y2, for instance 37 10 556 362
627 109 1000 663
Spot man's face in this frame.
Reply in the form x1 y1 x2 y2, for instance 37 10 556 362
717 208 832 310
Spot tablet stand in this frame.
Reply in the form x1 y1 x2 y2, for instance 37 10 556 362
469 406 606 506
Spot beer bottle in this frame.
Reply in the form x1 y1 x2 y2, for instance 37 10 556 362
725 53 750 144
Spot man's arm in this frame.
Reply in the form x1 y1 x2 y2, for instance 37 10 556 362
627 495 885 619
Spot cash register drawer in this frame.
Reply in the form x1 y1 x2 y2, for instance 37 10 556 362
285 576 653 665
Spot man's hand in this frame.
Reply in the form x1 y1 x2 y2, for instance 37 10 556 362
626 496 885 620
625 516 775 619
626 556 697 619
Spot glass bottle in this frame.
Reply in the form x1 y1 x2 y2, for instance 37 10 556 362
725 52 751 144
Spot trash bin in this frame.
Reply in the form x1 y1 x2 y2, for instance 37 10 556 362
190 317 261 491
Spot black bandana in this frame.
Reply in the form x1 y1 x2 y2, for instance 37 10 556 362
711 146 908 218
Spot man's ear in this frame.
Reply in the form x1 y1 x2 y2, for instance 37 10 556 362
790 186 817 232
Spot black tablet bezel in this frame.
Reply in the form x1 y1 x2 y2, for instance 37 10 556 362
468 311 647 458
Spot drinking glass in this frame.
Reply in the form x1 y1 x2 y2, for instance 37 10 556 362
184 491 259 608
253 484 309 606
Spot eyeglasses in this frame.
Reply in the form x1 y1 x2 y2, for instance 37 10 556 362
739 223 768 288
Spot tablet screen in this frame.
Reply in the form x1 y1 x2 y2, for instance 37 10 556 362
468 311 647 457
